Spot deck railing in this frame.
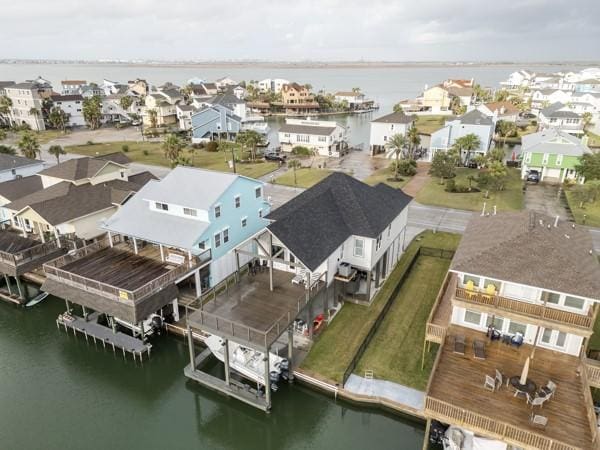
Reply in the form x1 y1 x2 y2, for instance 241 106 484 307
454 287 593 330
424 272 452 343
425 396 581 450
585 358 600 389
0 238 63 268
579 356 599 446
44 236 205 303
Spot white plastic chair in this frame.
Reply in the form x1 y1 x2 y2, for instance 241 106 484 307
484 375 496 392
530 414 548 429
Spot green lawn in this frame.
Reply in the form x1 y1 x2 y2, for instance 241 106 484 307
416 167 524 212
299 230 461 385
586 131 600 149
415 115 451 135
354 255 450 390
273 168 332 189
363 166 411 189
565 190 600 227
64 141 279 179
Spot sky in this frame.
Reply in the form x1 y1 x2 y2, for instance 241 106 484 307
1 0 599 62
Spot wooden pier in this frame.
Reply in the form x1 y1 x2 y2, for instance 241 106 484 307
56 313 152 361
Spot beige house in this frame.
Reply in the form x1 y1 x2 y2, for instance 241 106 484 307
143 92 178 127
4 80 52 131
128 78 149 97
280 83 320 115
421 85 452 113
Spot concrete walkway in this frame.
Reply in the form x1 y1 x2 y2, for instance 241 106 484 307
344 374 425 412
402 162 431 197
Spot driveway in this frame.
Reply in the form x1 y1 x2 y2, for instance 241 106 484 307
524 183 573 221
319 149 386 180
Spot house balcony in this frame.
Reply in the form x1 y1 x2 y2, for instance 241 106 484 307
425 325 597 450
0 229 66 276
453 285 596 336
42 235 210 323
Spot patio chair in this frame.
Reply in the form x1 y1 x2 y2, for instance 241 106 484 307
495 369 503 389
309 271 321 287
292 268 307 285
484 375 496 392
527 395 547 409
465 280 476 299
452 335 466 356
473 339 486 360
530 414 548 429
540 380 557 399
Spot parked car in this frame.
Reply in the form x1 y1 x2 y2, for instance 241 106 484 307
265 152 287 163
526 170 540 183
520 112 536 119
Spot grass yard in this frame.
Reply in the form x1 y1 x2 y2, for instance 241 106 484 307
363 166 411 189
416 167 524 212
586 131 600 149
299 230 460 385
354 255 450 390
64 141 278 179
565 190 600 227
415 115 450 135
273 168 332 189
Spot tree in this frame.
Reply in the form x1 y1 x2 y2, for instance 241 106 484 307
450 96 466 115
0 129 6 141
82 95 102 129
162 133 184 167
48 107 69 132
473 84 492 103
429 152 455 183
385 134 408 180
235 130 262 161
494 89 510 102
571 180 600 208
287 159 302 186
487 147 505 164
495 120 517 143
407 124 421 160
582 112 593 130
0 145 16 155
451 133 481 165
0 96 12 126
576 153 600 181
17 131 40 159
120 96 134 111
148 109 158 129
486 161 509 191
48 145 66 164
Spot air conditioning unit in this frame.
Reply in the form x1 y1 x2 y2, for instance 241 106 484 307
338 262 351 277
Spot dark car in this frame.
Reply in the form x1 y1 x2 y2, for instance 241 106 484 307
264 152 287 163
527 170 540 183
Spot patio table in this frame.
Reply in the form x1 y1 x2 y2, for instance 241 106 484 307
509 376 537 396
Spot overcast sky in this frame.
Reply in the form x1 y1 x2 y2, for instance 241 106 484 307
2 0 599 61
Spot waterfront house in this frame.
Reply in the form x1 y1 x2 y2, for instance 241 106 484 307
143 92 177 127
280 83 320 115
190 104 242 143
429 109 495 162
530 89 572 109
60 80 86 95
257 78 290 93
50 94 86 127
4 80 52 131
333 91 374 110
185 172 411 410
278 118 348 157
368 111 416 156
500 70 535 89
215 77 237 90
0 175 42 224
420 85 452 113
477 101 520 123
128 78 149 97
538 102 584 135
0 153 44 183
197 92 247 121
574 78 600 94
80 84 104 99
520 128 590 183
232 85 247 100
176 104 195 131
423 211 600 450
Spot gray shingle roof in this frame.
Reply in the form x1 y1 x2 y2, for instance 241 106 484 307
371 111 415 124
540 102 580 119
279 124 336 136
38 156 127 181
0 154 42 172
459 109 493 126
0 175 43 201
521 128 590 156
450 211 600 299
267 172 412 270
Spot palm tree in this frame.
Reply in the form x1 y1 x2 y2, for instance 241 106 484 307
48 145 66 164
0 96 12 126
162 133 184 167
17 131 40 159
582 112 593 131
407 125 421 160
385 133 408 180
148 109 158 129
287 159 302 186
235 130 262 161
48 107 69 132
452 133 481 165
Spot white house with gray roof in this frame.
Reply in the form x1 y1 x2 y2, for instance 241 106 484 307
369 111 416 156
429 109 495 162
278 118 348 157
0 154 44 183
539 102 584 135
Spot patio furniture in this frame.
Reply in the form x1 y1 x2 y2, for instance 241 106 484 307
501 334 512 345
309 271 321 287
527 394 547 409
509 376 537 398
495 369 503 389
484 375 496 392
453 335 466 356
511 332 524 347
530 414 548 429
292 268 307 285
540 380 557 399
473 340 486 360
482 284 496 300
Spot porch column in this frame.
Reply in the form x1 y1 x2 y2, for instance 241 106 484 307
53 228 61 247
65 299 71 313
223 339 231 386
268 233 273 291
15 276 25 301
159 244 164 262
188 250 193 269
132 237 138 254
235 250 240 282
139 322 145 341
4 274 12 296
287 326 294 382
187 326 196 371
194 269 202 298
82 305 87 318
108 231 113 248
264 349 272 410
110 316 117 333
20 218 27 238
366 269 372 301
37 222 45 243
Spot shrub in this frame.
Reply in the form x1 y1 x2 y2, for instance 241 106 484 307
86 140 94 145
121 144 129 152
390 159 417 176
445 179 456 192
191 143 204 149
292 146 312 156
206 141 219 152
142 149 149 156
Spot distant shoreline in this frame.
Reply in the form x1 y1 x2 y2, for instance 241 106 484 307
1 60 597 70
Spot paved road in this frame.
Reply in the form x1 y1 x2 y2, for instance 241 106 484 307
407 202 473 233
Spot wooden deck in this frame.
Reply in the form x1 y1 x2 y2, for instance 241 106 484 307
0 230 39 254
426 325 595 450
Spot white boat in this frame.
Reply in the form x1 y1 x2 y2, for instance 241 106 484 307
25 292 49 307
443 426 507 450
204 334 288 388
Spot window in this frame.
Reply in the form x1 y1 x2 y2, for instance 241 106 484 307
183 208 197 217
155 202 168 211
464 310 482 326
486 316 504 330
462 274 480 287
508 321 527 336
241 217 247 228
353 238 364 257
556 154 563 166
525 152 531 164
564 295 585 310
542 153 549 165
296 134 310 143
223 228 229 244
318 136 327 142
214 205 221 218
483 278 501 292
540 328 567 348
255 186 262 198
214 232 221 248
234 195 241 208
376 234 382 251
198 240 206 250
258 209 263 218
544 291 560 304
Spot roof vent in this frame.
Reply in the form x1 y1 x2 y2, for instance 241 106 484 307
547 224 551 229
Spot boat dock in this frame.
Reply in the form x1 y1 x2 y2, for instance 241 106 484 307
57 312 152 361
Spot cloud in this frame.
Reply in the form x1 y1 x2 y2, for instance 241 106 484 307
1 0 599 61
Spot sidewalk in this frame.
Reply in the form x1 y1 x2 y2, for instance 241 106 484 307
402 162 431 197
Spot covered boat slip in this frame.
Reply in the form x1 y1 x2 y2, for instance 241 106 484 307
425 325 596 450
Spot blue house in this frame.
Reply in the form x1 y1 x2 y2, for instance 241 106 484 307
103 166 270 290
429 109 495 162
191 104 242 143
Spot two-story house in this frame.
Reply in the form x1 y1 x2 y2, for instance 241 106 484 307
60 80 86 95
278 118 348 157
4 80 52 131
0 153 44 183
423 211 600 450
429 109 495 162
143 92 177 127
280 83 320 115
538 102 584 135
50 94 86 127
420 85 452 113
333 91 374 110
257 78 290 93
191 104 243 143
530 89 572 109
521 128 590 183
369 111 416 156
477 101 520 123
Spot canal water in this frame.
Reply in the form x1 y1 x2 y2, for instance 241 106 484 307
0 297 425 449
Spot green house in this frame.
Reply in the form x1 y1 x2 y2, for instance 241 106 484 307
521 128 590 183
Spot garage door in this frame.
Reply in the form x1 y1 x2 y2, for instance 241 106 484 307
543 168 561 183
